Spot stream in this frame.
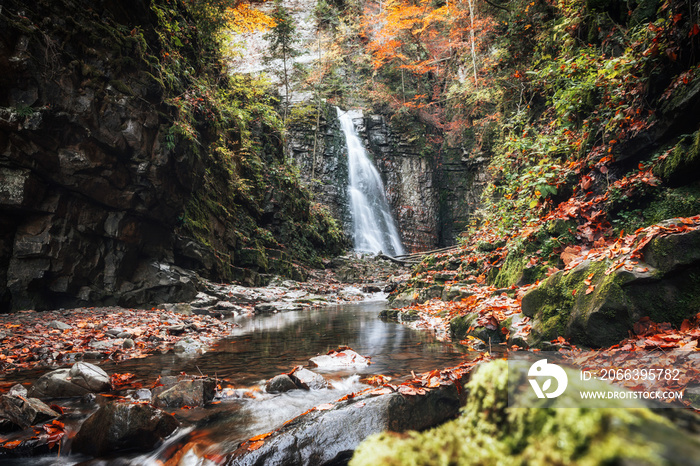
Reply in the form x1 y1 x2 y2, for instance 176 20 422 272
3 297 476 465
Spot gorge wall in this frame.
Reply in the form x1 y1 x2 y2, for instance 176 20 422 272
288 106 489 253
0 0 344 312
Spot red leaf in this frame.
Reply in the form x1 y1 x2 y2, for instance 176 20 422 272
690 24 700 37
680 319 692 332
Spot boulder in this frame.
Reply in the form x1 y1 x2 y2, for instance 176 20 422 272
522 223 700 347
154 378 216 408
265 375 299 394
68 362 111 393
350 360 700 466
71 402 179 456
0 394 59 430
230 376 465 465
289 367 331 390
449 313 504 346
28 362 111 398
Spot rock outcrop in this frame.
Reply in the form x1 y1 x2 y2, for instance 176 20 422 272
522 220 700 347
0 0 344 311
288 106 489 253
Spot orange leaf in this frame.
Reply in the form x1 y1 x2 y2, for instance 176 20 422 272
247 441 265 451
680 319 692 333
585 285 595 295
248 432 273 442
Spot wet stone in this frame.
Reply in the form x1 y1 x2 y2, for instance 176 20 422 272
265 374 298 394
72 402 179 456
47 320 71 330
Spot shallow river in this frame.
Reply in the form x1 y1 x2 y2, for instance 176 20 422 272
5 298 475 465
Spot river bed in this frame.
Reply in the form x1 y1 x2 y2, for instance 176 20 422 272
2 297 477 465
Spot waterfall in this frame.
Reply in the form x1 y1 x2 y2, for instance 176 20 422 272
337 108 405 256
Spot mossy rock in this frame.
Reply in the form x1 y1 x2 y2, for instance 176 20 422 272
522 259 636 347
449 313 478 340
236 247 268 272
379 309 401 320
450 313 504 344
350 360 700 466
523 224 700 347
441 286 474 302
653 131 700 187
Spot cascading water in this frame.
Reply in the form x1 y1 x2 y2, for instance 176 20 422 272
337 107 405 256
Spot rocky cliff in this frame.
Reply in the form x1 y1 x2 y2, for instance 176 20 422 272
0 0 344 312
288 105 488 253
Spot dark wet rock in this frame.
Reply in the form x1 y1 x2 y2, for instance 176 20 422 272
361 284 383 293
379 309 400 320
28 362 110 398
122 338 135 349
266 374 299 394
71 402 179 456
0 394 59 431
230 377 465 465
154 378 216 408
290 367 331 390
522 223 700 347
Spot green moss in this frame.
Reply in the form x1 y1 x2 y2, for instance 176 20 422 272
350 360 692 466
449 313 478 339
109 79 133 95
653 131 700 187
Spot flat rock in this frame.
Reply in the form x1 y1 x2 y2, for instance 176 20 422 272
47 320 71 330
309 348 370 369
229 377 465 465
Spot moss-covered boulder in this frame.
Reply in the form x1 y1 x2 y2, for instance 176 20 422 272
450 313 504 346
522 222 700 347
350 360 700 466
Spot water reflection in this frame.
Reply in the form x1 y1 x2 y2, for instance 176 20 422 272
100 300 472 387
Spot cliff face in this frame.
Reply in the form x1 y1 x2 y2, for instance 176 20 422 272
289 106 488 253
0 0 200 311
0 0 344 312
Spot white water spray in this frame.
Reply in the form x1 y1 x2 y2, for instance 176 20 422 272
337 108 405 256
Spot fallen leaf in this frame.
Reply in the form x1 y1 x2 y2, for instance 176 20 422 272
247 441 265 451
